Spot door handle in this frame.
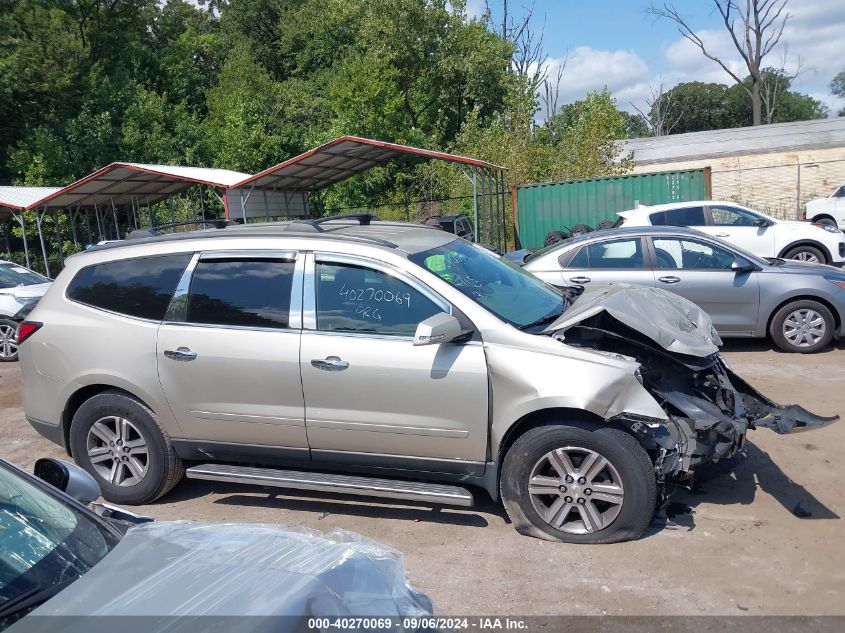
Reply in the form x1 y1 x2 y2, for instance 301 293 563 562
658 276 681 284
569 276 591 284
311 356 350 371
164 348 197 361
715 232 730 237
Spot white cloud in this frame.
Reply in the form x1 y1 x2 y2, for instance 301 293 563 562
542 46 650 113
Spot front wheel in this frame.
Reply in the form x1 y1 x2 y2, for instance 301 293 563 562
500 422 656 544
0 319 19 362
69 390 184 504
769 300 835 353
783 245 826 264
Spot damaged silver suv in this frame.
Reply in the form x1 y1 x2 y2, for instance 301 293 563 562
18 215 837 544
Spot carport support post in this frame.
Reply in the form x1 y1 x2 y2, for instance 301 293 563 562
35 208 50 278
111 199 120 240
2 221 10 259
12 212 30 269
199 186 206 222
70 208 79 249
53 210 63 267
471 166 479 243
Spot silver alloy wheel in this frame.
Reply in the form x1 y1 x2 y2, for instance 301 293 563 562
0 324 18 359
782 308 827 348
528 446 624 534
791 251 820 263
86 416 149 487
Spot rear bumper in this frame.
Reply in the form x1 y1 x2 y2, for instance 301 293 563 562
26 415 66 450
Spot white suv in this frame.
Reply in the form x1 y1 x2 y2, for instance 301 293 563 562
618 201 845 266
0 260 50 361
805 185 845 230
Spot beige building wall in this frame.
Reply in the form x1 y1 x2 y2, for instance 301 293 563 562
629 146 845 221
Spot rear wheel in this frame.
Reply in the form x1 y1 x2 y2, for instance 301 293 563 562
783 245 826 264
769 299 835 353
0 319 19 362
500 422 656 544
69 390 184 504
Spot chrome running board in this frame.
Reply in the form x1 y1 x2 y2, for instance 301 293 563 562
186 463 474 507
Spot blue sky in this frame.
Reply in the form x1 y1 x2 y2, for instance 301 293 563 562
468 0 845 115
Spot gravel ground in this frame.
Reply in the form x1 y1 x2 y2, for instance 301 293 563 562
1 339 843 616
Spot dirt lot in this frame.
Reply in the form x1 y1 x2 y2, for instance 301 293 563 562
2 340 844 616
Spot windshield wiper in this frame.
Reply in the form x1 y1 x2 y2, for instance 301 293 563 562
764 257 786 266
0 578 78 619
518 309 565 331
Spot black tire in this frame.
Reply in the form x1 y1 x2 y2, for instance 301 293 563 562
69 390 184 504
500 421 656 544
769 299 835 353
569 223 593 237
0 319 19 362
543 230 570 247
595 219 615 231
783 244 827 264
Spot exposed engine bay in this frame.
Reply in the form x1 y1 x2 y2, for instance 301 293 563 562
547 284 837 487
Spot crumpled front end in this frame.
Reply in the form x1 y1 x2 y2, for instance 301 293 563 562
552 289 838 483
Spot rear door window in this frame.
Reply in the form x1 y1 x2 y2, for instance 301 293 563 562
650 207 706 227
186 258 295 329
67 254 191 320
586 238 645 269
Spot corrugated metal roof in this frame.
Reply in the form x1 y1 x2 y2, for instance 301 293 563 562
235 136 503 191
0 186 63 210
33 163 251 209
622 117 845 165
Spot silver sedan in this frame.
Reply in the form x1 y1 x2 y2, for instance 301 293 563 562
508 225 845 353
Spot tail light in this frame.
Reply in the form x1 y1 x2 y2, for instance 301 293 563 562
16 321 42 345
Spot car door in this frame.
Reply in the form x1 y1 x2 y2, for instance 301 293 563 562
702 204 776 258
299 253 489 472
649 236 760 335
559 236 656 288
157 250 308 459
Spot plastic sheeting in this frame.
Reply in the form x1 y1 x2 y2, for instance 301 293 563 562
546 283 722 358
22 521 432 626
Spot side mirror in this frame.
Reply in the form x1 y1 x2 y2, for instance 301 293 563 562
413 313 465 346
731 256 756 273
34 458 101 504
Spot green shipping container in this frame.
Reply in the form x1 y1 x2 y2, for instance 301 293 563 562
515 168 711 249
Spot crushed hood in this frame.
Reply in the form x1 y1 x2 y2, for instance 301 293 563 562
546 284 722 358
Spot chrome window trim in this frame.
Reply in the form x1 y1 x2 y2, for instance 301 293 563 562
302 252 317 330
289 253 305 330
163 252 201 322
159 320 300 334
199 249 297 261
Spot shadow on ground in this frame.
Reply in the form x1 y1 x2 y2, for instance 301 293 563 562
648 440 839 535
720 337 845 354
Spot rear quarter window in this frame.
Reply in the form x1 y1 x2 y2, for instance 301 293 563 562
66 253 191 320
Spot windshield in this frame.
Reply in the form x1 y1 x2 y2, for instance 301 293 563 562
0 264 47 289
409 240 564 328
0 463 117 621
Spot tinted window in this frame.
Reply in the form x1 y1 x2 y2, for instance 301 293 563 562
650 207 706 226
586 238 644 269
187 259 294 328
316 262 442 336
653 238 736 270
67 254 190 320
566 247 589 268
710 205 760 226
0 264 47 288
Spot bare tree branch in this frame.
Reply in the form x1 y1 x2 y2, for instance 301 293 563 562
647 0 790 125
630 78 685 136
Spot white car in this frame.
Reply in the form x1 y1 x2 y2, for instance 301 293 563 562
618 201 845 266
805 185 845 230
0 260 50 362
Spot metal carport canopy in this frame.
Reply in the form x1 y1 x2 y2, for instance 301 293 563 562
231 136 503 192
30 163 251 208
0 186 63 215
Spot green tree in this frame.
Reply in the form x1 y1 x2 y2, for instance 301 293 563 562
830 70 845 116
